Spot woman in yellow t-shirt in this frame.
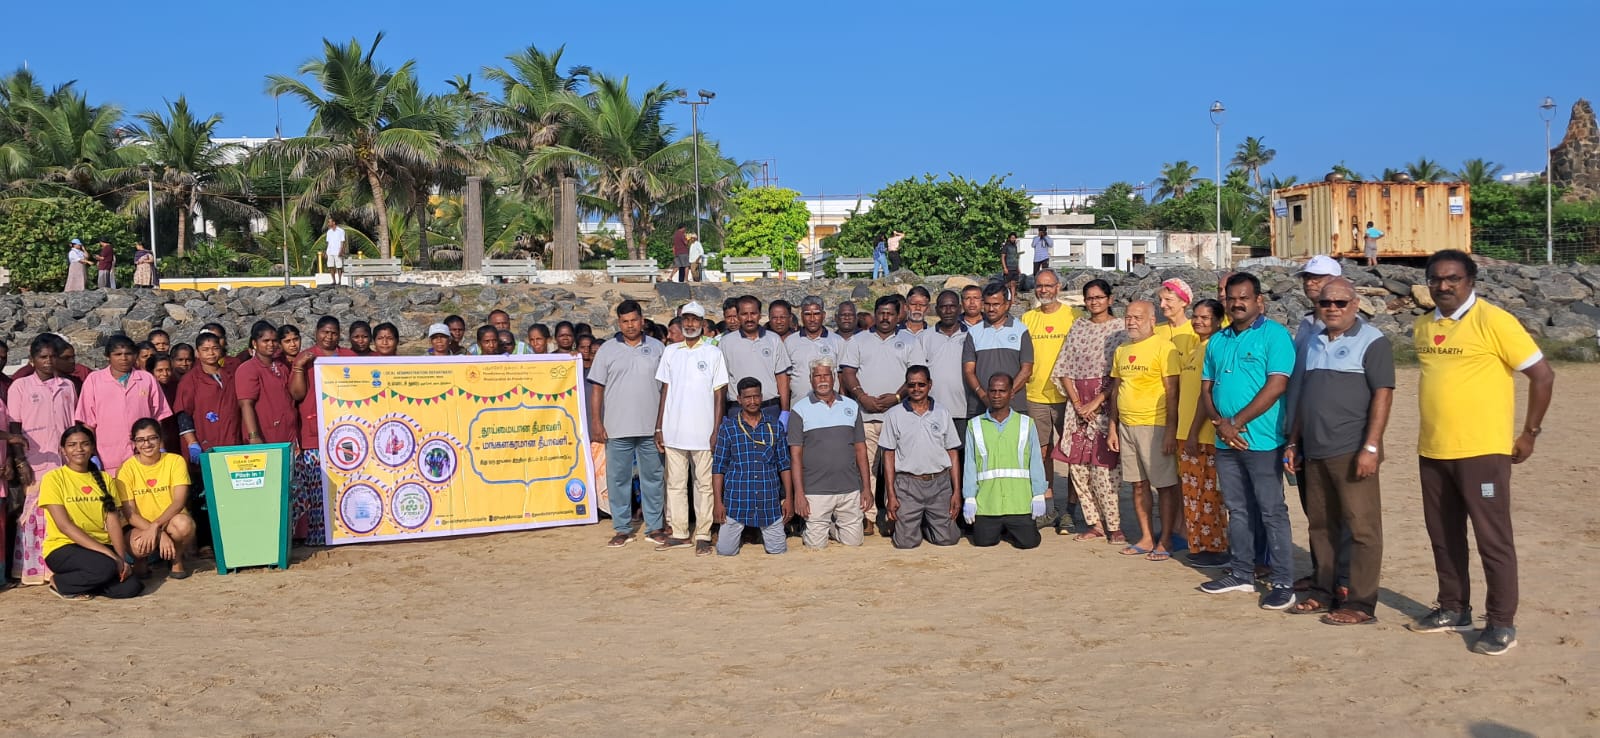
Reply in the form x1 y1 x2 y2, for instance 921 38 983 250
117 418 196 579
39 424 142 600
1178 298 1230 567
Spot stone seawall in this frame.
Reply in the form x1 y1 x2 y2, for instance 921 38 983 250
6 261 1597 366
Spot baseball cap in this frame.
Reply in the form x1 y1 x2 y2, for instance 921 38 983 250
680 301 706 318
427 323 451 338
1296 255 1342 277
70 238 82 245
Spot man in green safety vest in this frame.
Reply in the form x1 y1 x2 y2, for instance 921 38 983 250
961 372 1047 549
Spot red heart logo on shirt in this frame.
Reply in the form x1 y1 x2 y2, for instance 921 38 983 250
1433 335 1445 346
146 479 157 488
1128 355 1137 363
80 485 93 494
1045 326 1055 333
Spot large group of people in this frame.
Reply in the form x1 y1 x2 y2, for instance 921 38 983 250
3 249 1554 656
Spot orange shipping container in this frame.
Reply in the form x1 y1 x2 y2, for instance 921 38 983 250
1268 181 1471 260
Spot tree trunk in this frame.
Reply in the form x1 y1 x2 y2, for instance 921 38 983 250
619 198 639 259
176 187 189 257
414 196 431 269
365 163 392 259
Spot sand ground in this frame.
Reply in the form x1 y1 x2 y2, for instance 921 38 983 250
3 365 1597 737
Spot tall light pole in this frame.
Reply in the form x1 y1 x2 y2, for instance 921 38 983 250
140 164 157 266
276 94 291 286
1540 96 1556 265
1101 214 1121 270
678 89 715 245
1210 100 1226 268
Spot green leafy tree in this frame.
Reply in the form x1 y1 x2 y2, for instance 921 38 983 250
1154 160 1199 200
831 174 1032 276
0 195 133 291
1231 136 1276 189
722 187 808 272
1456 158 1504 186
1404 157 1449 182
1085 181 1152 230
125 96 255 256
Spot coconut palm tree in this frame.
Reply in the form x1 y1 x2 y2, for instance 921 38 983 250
8 84 125 197
1262 173 1299 193
478 44 588 195
1330 161 1363 182
125 96 256 256
264 33 450 257
1404 157 1449 182
1154 160 1198 200
1455 158 1504 186
529 73 703 258
1230 136 1276 189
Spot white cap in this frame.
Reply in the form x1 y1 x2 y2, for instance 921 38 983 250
680 301 706 318
1297 255 1342 277
427 323 451 338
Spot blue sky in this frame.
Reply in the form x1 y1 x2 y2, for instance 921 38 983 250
10 1 1595 197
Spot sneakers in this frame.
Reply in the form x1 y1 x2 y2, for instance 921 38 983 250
1260 585 1297 611
1472 626 1518 656
606 533 631 548
1407 607 1475 633
655 537 692 551
1200 574 1256 594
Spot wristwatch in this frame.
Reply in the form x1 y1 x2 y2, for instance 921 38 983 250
1524 426 1541 437
1362 444 1379 454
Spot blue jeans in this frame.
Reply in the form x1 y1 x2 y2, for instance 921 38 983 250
606 436 665 534
1215 447 1293 586
872 252 888 278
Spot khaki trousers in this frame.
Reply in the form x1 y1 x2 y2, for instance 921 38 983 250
862 420 883 520
664 447 715 541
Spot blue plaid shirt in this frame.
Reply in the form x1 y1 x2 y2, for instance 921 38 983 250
713 414 791 527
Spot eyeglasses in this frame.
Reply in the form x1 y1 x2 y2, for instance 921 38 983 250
1084 295 1110 301
1426 274 1467 287
133 436 163 445
1316 299 1351 309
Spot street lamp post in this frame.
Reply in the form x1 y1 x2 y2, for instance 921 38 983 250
140 164 157 266
1209 100 1225 268
1540 96 1556 265
276 94 291 286
677 89 715 246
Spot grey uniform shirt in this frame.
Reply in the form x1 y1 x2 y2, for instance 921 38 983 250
966 316 1033 414
786 393 866 495
1296 320 1395 459
919 324 974 420
719 328 793 401
784 329 845 403
840 328 928 421
879 399 961 474
587 334 665 438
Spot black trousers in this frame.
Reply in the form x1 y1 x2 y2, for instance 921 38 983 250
972 514 1041 549
45 545 144 598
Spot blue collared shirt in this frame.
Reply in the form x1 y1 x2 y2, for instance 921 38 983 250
713 414 791 527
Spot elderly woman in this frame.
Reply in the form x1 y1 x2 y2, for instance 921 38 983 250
1050 279 1127 544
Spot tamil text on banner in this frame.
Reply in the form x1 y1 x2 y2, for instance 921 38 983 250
314 355 597 544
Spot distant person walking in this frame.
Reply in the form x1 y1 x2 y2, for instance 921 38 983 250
872 235 889 279
132 242 156 288
687 233 705 282
1000 234 1020 298
1363 221 1384 266
95 237 116 290
671 226 691 283
64 239 88 293
886 230 906 271
1030 226 1054 277
325 218 347 286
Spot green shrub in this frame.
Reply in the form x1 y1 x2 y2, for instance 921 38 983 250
0 196 135 291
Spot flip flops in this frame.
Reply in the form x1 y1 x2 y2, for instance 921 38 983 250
1145 549 1172 562
1120 544 1153 556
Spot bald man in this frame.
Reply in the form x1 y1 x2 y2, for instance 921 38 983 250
1108 300 1183 561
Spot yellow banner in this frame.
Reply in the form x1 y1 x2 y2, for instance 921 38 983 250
314 356 597 544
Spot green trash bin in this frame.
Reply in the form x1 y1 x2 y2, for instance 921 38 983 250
200 443 292 574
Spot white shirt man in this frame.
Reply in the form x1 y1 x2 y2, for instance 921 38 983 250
326 220 348 284
654 301 731 556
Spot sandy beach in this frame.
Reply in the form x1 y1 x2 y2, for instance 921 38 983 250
3 364 1597 737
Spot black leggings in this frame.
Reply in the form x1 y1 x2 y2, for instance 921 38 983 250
45 545 144 598
972 514 1042 549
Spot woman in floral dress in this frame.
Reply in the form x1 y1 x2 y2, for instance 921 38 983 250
1050 278 1126 544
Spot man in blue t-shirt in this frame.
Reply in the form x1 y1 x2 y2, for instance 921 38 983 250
1198 272 1298 611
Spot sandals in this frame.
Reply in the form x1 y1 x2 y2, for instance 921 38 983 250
1321 608 1377 626
1073 528 1106 542
1145 549 1171 562
1120 544 1154 556
1290 598 1331 615
48 582 93 601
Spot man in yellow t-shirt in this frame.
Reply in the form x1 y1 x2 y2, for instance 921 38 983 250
1107 300 1181 561
1407 250 1554 657
1019 267 1082 530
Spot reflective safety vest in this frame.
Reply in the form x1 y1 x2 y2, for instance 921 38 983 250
969 413 1035 516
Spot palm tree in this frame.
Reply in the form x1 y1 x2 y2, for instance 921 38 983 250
1154 160 1199 200
1455 158 1504 186
478 45 588 186
1230 136 1276 189
1330 161 1363 182
1404 157 1449 182
9 84 124 197
1262 173 1298 193
265 33 449 257
125 96 255 256
529 73 702 258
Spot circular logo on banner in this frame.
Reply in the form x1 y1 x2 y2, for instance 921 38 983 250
390 482 433 529
339 483 384 535
326 424 370 471
565 478 588 503
416 437 458 484
373 420 417 468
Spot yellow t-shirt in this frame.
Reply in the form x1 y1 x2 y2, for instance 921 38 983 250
116 452 191 522
1156 320 1199 360
1021 304 1083 403
1414 297 1541 459
1111 334 1180 427
39 466 129 558
1176 334 1217 444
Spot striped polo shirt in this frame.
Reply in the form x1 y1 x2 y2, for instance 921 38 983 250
786 393 866 495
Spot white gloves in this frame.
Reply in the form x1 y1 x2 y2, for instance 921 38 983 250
962 498 977 524
1031 495 1046 518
